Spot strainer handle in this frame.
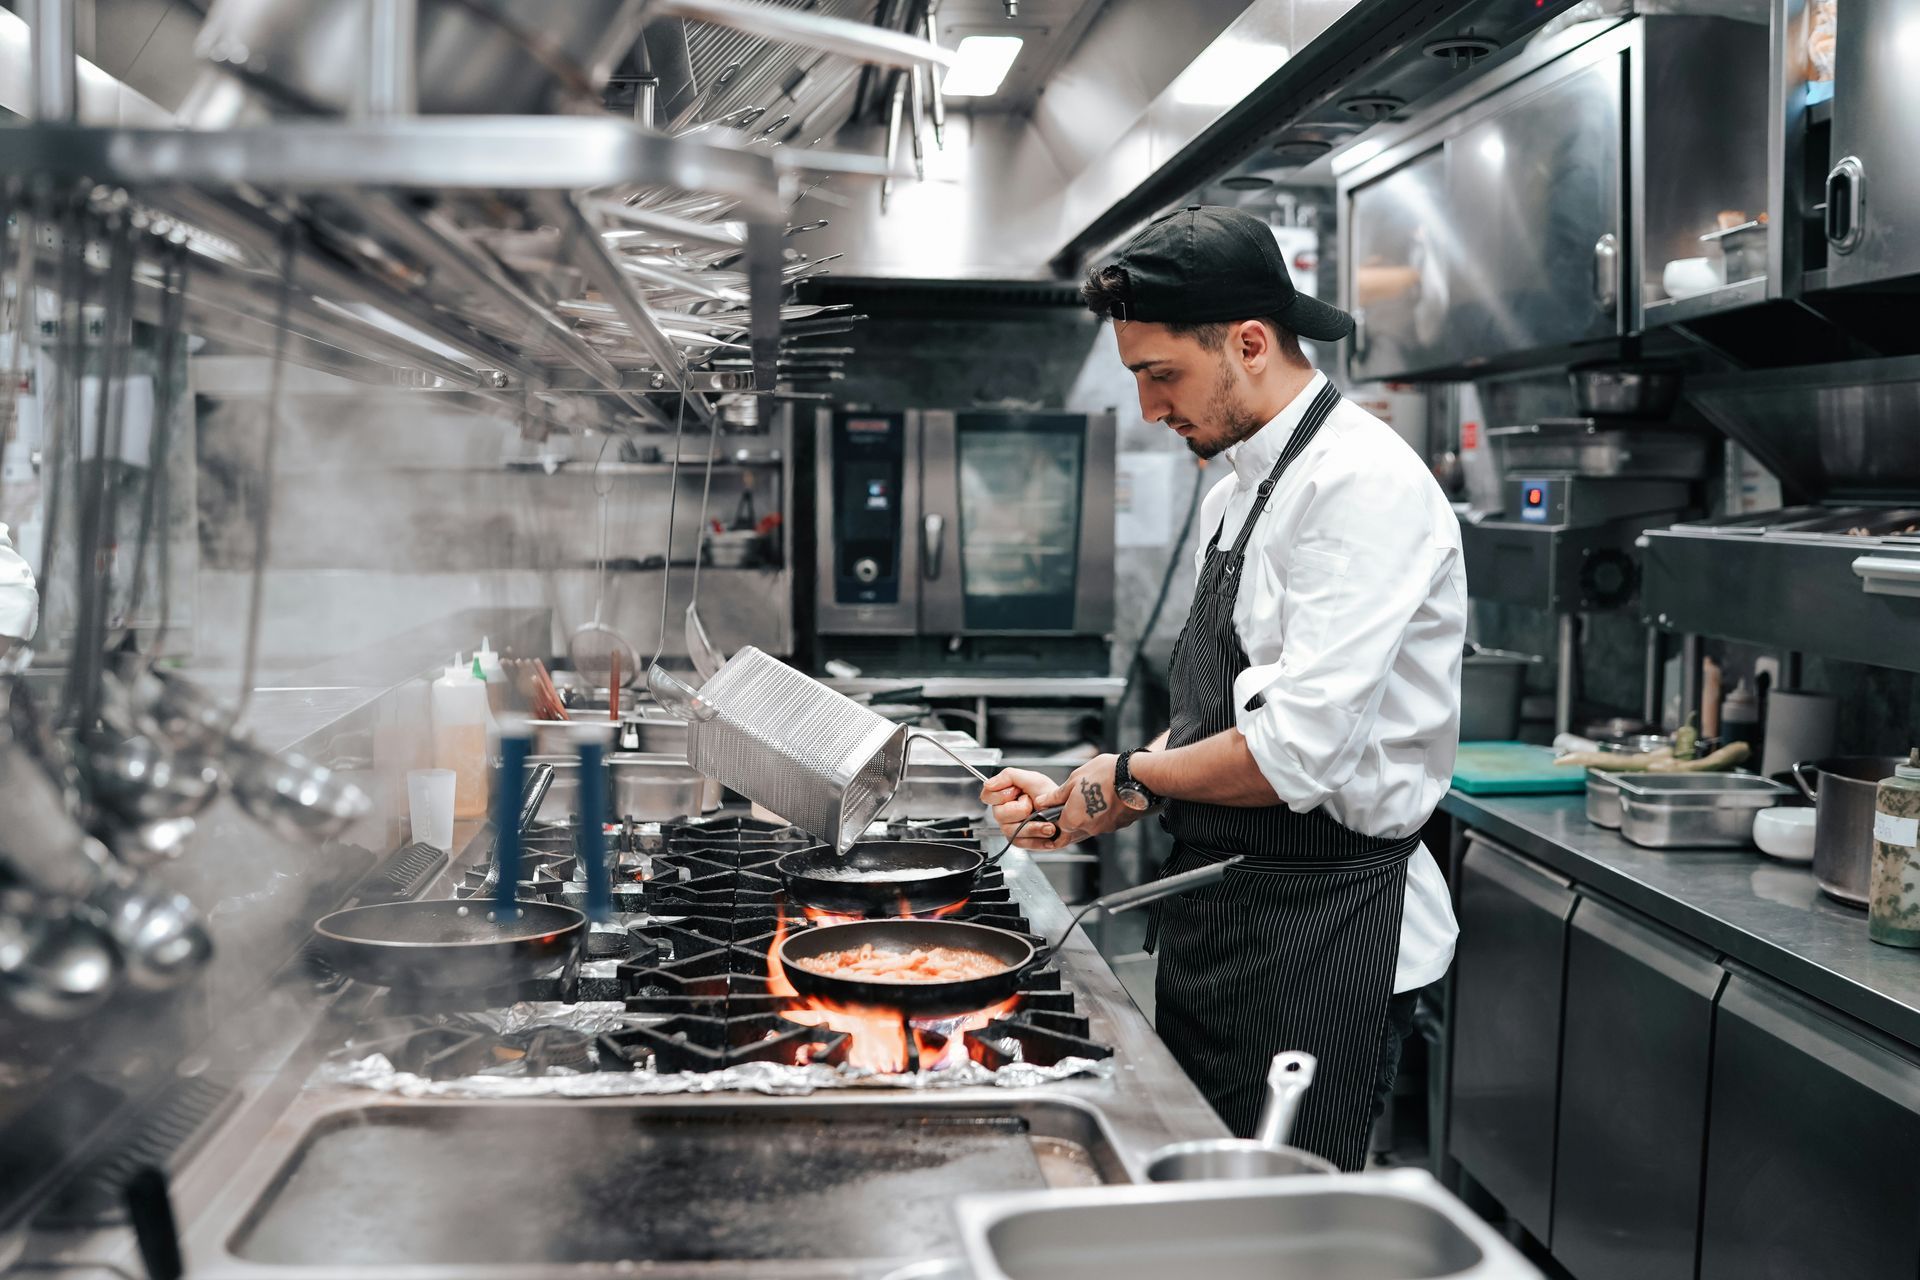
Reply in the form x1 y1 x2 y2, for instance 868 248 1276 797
906 730 994 785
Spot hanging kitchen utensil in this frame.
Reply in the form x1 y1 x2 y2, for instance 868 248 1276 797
776 856 1244 1017
684 401 725 681
682 644 1005 852
567 439 640 692
644 374 699 707
1145 1052 1335 1180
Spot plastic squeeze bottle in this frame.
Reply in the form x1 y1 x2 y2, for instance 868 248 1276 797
432 654 491 819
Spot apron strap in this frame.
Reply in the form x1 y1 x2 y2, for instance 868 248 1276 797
1225 379 1342 561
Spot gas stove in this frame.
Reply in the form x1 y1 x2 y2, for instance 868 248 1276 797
325 813 1115 1086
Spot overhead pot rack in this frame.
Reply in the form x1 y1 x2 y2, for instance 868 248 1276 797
7 0 944 435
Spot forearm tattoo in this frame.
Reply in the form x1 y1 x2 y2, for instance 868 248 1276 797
1080 777 1108 816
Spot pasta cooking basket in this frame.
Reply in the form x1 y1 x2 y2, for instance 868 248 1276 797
681 646 984 853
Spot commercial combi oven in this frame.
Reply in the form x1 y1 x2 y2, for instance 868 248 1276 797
813 407 1115 645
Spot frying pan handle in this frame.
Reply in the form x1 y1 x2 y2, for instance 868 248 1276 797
519 763 555 836
1097 855 1244 915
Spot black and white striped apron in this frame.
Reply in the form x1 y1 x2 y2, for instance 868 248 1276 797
1148 380 1418 1172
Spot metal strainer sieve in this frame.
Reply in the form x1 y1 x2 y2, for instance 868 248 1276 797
679 646 992 853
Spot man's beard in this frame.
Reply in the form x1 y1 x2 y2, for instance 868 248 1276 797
1184 356 1267 459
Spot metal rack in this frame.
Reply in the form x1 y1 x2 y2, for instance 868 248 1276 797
5 0 939 436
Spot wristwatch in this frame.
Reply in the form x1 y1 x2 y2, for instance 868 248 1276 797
1114 748 1163 812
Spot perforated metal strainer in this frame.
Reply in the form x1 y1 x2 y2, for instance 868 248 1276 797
679 646 991 853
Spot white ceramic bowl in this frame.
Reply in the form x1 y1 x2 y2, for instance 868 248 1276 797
1753 807 1817 862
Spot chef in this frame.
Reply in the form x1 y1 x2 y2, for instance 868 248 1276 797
982 206 1465 1172
0 523 38 659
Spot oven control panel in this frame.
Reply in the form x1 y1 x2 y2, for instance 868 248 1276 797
831 413 906 606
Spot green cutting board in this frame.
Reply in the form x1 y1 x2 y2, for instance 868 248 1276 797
1452 741 1587 794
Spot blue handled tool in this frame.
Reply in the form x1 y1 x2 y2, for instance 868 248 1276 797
575 724 614 923
492 725 532 920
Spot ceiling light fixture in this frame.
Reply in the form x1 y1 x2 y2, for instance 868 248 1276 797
941 35 1024 97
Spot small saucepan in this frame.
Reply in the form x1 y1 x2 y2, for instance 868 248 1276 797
777 856 1243 1018
1145 1050 1336 1180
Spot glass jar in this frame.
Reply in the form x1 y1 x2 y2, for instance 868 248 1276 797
1868 750 1920 947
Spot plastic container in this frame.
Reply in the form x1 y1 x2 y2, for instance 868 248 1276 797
406 768 457 850
1868 751 1920 947
431 654 491 819
1720 678 1760 752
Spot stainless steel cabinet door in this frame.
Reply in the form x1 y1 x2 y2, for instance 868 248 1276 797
1553 898 1724 1280
1447 53 1625 360
1347 148 1455 381
1825 0 1920 288
1448 833 1578 1242
1700 972 1920 1280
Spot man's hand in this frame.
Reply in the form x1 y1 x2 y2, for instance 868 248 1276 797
995 754 1143 851
981 768 1062 848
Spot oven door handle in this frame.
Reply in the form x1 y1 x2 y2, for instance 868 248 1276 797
922 512 946 580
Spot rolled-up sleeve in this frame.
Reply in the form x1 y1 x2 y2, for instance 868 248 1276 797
0 527 40 641
1232 467 1451 814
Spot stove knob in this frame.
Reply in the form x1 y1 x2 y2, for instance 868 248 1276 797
853 558 880 584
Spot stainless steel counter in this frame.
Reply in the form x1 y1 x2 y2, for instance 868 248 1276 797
1442 790 1920 1049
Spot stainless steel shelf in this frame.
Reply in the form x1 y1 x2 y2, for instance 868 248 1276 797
0 119 786 212
1642 275 1771 328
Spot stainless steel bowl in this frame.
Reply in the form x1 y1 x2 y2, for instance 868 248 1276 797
1568 364 1684 418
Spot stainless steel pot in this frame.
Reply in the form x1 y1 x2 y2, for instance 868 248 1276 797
1794 756 1903 907
1461 646 1535 741
1145 1051 1335 1180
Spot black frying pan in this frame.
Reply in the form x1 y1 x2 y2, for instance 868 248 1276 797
776 840 986 915
313 899 586 990
777 856 1243 1017
776 803 1069 916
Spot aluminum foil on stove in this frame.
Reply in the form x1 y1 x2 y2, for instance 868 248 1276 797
315 1001 1114 1099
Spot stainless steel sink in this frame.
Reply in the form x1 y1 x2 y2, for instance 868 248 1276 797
954 1169 1541 1280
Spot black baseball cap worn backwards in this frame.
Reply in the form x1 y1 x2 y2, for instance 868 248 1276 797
1102 204 1355 343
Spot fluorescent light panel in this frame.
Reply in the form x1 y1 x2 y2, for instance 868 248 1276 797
941 36 1023 97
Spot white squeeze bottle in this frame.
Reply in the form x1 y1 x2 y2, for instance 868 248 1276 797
432 654 490 819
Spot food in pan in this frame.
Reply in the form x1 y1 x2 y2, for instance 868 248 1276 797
802 866 949 883
791 942 1007 983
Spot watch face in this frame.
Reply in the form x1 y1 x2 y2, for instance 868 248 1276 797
1119 787 1153 812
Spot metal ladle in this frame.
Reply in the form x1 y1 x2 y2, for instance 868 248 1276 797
0 890 122 1021
568 439 640 692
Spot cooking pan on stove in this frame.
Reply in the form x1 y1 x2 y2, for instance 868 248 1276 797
777 856 1243 1017
776 840 988 915
312 899 586 991
776 805 1067 915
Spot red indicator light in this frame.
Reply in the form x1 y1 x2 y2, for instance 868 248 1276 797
1528 487 1543 505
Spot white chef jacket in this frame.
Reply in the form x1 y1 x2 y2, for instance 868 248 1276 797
0 523 38 641
1195 372 1465 992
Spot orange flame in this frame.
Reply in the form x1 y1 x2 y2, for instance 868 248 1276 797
768 906 1018 1074
800 896 970 927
